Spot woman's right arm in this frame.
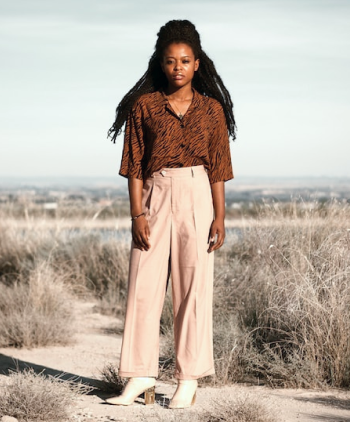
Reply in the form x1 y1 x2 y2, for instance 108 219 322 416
128 177 151 251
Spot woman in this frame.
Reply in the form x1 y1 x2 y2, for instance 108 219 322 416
107 19 235 408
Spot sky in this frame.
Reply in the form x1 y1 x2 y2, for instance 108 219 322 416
1 0 349 181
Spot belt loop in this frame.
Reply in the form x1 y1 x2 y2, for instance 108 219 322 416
191 167 194 177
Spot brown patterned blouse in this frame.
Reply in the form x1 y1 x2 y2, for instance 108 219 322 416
119 88 234 184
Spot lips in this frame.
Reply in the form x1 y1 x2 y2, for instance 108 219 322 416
173 74 184 80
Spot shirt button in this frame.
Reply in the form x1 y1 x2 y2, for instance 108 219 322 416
179 163 184 167
180 143 185 148
180 123 184 128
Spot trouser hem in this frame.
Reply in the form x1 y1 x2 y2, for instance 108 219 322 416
174 367 215 380
118 370 158 378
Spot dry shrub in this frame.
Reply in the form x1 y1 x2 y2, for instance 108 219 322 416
202 393 276 422
53 233 130 316
99 362 127 393
0 368 92 421
0 223 130 311
233 201 350 388
51 233 129 297
0 225 46 282
0 263 73 347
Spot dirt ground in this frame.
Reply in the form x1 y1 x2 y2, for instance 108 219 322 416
1 302 350 422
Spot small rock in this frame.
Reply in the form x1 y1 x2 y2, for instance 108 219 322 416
1 416 19 422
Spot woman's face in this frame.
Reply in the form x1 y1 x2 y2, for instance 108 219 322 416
161 43 199 91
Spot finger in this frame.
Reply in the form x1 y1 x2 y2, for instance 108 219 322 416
208 231 225 252
211 233 225 251
208 225 216 242
133 232 146 251
139 232 151 251
133 241 144 251
208 235 216 253
137 234 148 251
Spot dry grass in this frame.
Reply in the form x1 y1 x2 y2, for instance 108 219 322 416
0 368 92 421
201 392 277 422
230 201 350 388
0 220 129 349
133 391 276 422
0 263 73 348
0 222 129 308
1 201 350 389
99 362 127 393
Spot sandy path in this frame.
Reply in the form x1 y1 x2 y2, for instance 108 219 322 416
1 302 350 422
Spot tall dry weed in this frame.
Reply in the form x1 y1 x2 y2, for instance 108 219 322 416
0 368 91 421
233 201 350 387
0 223 129 307
0 263 73 347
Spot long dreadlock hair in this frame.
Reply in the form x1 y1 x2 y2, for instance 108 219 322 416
108 19 236 142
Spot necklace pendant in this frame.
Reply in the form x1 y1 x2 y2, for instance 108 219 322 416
178 113 183 120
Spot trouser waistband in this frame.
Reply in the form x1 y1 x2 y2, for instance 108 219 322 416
150 165 207 178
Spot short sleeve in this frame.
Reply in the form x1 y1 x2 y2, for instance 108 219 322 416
207 102 234 184
119 101 145 180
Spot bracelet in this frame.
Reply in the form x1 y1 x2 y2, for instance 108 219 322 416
131 212 145 221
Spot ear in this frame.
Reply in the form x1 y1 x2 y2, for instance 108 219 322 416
194 59 200 71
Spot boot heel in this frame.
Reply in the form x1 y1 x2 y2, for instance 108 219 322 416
191 392 196 405
144 386 155 405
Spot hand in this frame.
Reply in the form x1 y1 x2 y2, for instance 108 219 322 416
132 216 151 251
208 218 225 253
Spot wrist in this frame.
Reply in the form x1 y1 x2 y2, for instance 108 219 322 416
131 212 145 221
213 213 225 221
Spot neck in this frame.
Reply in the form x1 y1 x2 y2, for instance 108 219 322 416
166 85 193 101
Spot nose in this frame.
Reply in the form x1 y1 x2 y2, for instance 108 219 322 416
174 60 182 71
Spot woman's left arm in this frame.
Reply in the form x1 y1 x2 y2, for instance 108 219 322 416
208 181 225 253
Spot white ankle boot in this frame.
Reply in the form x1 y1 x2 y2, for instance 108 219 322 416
168 379 197 409
105 377 155 406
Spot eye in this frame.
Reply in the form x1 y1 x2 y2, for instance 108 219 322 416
183 60 190 64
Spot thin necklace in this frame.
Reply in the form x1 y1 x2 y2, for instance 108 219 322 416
172 102 184 119
168 96 193 120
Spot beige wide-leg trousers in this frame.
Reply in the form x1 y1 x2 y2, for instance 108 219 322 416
119 165 215 380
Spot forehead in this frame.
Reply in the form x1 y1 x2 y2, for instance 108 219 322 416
163 42 195 57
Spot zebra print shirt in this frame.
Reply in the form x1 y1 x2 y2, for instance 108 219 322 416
119 88 234 184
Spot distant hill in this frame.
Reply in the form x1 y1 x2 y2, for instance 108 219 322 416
0 176 349 203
